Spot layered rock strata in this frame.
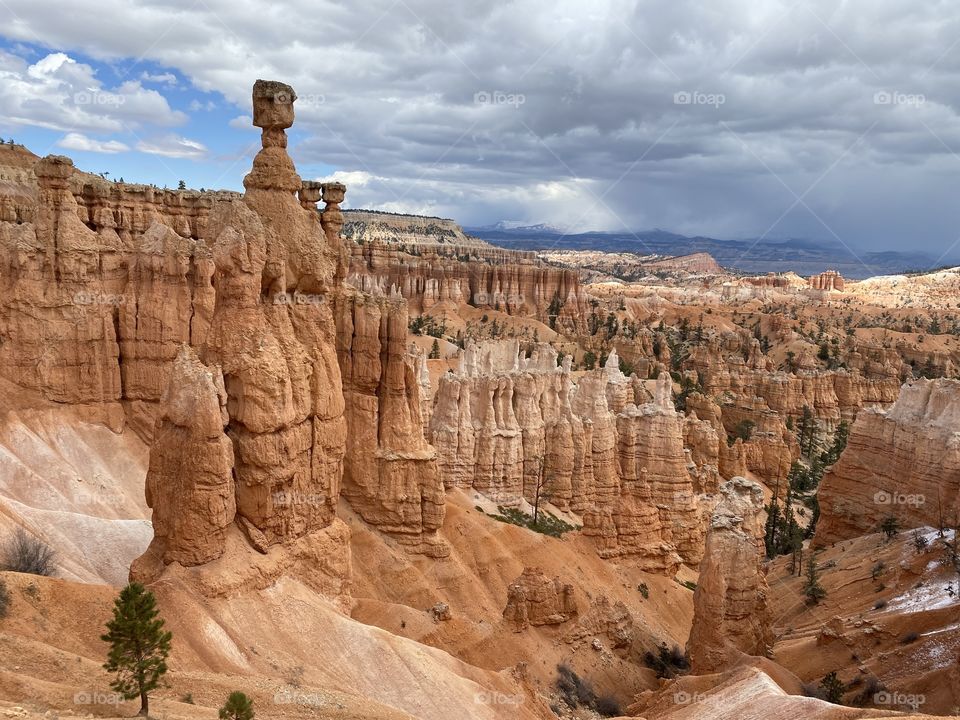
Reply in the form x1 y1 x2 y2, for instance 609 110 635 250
814 378 960 546
429 341 706 571
335 293 447 557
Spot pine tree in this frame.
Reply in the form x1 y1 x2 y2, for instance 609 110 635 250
764 493 781 559
788 526 804 576
804 552 826 604
101 582 172 716
219 691 255 720
880 515 900 541
429 338 440 359
819 671 844 703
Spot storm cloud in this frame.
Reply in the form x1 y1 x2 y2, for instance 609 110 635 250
2 0 960 258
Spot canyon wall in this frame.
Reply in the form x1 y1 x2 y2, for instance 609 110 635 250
347 236 585 320
429 342 706 571
814 377 960 546
0 81 456 580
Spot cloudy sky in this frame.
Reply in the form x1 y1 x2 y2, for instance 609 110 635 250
2 0 960 260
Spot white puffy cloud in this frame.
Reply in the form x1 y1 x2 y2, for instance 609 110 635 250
135 134 207 159
57 131 129 153
0 51 186 133
228 114 255 131
140 71 177 85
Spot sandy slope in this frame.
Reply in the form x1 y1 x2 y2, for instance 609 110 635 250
768 529 960 714
347 488 698 710
0 403 150 585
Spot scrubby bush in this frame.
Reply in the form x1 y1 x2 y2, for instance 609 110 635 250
643 643 689 679
0 578 9 619
556 663 595 709
595 695 623 717
852 676 885 706
2 528 55 576
819 671 845 704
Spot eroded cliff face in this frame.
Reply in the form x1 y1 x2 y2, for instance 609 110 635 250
429 341 706 571
687 477 773 673
814 378 960 546
131 81 350 580
687 334 902 428
346 234 585 322
0 81 457 573
335 292 447 557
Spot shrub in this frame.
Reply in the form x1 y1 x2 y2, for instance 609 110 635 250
556 663 596 709
638 582 649 599
2 528 55 576
219 691 255 720
900 631 919 644
488 506 578 538
819 671 845 704
851 676 885 706
595 695 623 717
873 599 887 610
880 515 900 541
643 643 689 679
0 578 9 618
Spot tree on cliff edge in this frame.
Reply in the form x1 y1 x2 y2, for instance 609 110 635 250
102 582 172 716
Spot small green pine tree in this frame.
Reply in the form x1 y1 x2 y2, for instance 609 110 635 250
429 338 440 359
101 582 172 716
880 515 901 541
819 671 844 704
219 691 255 720
804 552 827 604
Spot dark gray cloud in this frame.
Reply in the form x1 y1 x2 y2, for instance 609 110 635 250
3 0 960 258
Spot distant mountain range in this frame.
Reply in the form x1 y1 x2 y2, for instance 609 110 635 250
465 225 951 279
